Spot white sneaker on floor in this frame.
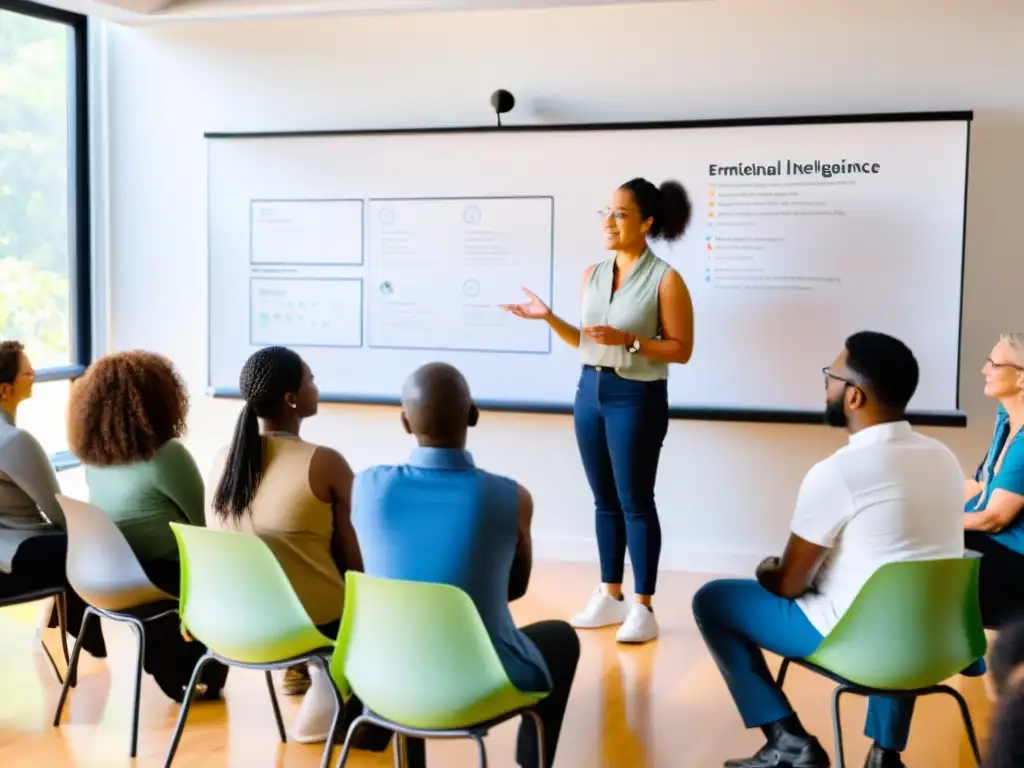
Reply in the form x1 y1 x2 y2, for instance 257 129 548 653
289 662 337 743
569 586 630 629
615 603 659 644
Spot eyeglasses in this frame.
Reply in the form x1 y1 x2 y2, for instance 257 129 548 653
823 367 857 389
598 208 631 221
986 357 1023 371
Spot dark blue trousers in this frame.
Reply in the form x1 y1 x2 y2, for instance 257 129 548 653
692 579 916 751
573 366 668 596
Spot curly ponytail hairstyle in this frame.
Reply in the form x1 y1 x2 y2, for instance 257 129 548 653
212 346 304 523
620 177 692 242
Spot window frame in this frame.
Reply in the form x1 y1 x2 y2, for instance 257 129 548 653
2 0 92 469
2 0 92 382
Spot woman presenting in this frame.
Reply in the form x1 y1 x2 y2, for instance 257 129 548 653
501 177 694 644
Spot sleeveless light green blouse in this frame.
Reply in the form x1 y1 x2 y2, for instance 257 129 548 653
578 248 671 381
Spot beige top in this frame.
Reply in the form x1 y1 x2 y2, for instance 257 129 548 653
207 435 343 626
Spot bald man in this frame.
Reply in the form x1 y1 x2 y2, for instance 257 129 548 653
351 362 580 768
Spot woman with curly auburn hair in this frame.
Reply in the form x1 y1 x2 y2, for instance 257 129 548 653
68 350 228 701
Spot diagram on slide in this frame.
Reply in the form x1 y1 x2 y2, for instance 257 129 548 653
250 199 364 266
365 196 554 354
250 277 364 348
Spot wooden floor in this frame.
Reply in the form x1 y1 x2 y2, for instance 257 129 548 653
0 565 993 767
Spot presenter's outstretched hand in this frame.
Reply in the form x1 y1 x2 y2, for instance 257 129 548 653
500 288 551 319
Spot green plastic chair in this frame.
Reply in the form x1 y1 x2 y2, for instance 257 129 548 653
162 523 341 768
777 555 987 767
329 571 551 768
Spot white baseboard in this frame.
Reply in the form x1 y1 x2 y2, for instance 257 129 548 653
532 535 767 578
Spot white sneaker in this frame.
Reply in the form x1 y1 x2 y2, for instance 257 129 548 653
569 586 630 629
615 604 659 644
289 662 338 743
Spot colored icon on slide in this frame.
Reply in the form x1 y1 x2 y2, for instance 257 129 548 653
463 206 482 224
379 280 394 295
462 279 481 298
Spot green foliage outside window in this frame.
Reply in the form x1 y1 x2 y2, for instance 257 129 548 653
0 9 72 370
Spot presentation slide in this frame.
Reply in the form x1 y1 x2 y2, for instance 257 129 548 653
251 199 364 265
366 197 553 353
206 113 970 422
250 277 363 348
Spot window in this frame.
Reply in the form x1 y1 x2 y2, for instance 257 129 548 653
1 1 90 460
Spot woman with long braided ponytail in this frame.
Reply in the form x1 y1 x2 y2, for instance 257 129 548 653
207 346 364 742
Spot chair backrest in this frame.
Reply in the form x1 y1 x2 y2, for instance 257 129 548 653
330 571 545 731
56 494 174 612
806 555 987 690
169 522 332 664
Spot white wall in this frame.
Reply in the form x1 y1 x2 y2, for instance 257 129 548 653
98 0 1024 581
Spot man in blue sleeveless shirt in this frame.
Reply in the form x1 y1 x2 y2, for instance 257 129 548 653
352 362 581 768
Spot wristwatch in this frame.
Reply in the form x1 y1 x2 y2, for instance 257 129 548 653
626 336 641 354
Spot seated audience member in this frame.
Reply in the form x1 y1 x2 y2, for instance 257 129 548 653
0 340 66 531
207 345 362 709
963 333 1024 628
0 340 105 658
351 362 580 768
984 619 1024 768
692 332 964 768
68 350 228 701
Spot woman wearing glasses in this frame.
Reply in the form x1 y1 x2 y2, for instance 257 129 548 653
501 177 694 644
964 333 1024 628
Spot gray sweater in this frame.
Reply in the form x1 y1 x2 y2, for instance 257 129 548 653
0 408 64 571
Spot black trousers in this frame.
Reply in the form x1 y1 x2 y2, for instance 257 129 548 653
965 531 1024 628
0 533 108 658
329 619 580 768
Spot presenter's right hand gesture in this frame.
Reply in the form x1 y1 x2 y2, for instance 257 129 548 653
500 287 551 320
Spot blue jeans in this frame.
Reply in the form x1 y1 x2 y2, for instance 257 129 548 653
573 366 668 596
692 579 915 752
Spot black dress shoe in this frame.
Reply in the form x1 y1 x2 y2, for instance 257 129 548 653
724 732 831 767
864 744 905 768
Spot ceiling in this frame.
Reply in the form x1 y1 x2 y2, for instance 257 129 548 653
36 0 703 25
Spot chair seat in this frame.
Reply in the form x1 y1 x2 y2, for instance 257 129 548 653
363 685 546 732
784 656 958 696
0 584 64 605
362 699 544 738
787 654 988 692
204 626 335 666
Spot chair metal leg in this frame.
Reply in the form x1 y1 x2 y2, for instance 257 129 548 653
52 606 94 726
40 638 63 686
314 656 342 768
473 733 488 768
40 593 73 686
264 669 287 743
393 734 406 768
830 686 848 768
940 684 982 765
524 709 547 768
777 657 791 689
163 653 212 767
334 713 372 768
127 618 148 758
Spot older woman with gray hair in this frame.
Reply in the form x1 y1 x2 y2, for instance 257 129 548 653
964 332 1024 627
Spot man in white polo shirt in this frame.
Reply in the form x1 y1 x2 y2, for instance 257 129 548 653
692 331 964 768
